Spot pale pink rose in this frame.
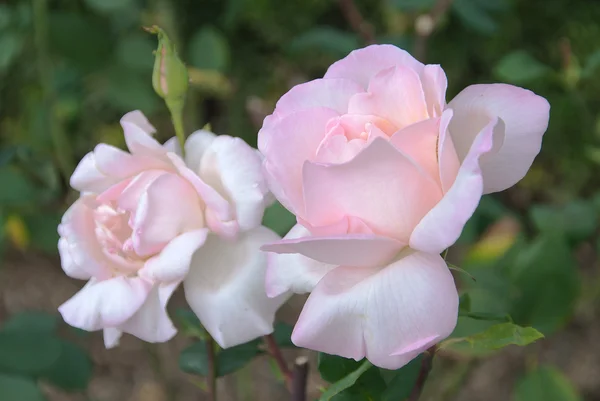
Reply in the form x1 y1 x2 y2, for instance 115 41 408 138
59 111 286 348
258 45 550 368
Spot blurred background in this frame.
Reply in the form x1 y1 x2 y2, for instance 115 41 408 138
1 0 600 400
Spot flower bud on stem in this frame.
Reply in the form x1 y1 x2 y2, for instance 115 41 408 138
145 25 189 153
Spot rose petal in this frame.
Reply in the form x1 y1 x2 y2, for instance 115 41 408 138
59 276 152 331
421 64 447 117
302 138 442 242
139 229 209 283
103 328 122 349
200 136 268 232
448 83 550 193
117 282 178 344
132 173 204 257
291 250 458 369
120 111 165 157
259 107 340 216
70 152 114 193
184 227 289 348
348 66 430 130
265 224 336 297
184 130 217 173
410 117 503 253
58 237 91 280
437 109 460 193
262 233 405 268
324 44 424 89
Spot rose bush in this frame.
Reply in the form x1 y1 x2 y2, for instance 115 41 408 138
59 110 286 348
259 45 550 368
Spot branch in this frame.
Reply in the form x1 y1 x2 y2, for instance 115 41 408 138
291 356 309 401
413 0 454 62
337 0 376 45
205 336 217 401
263 334 293 389
407 346 437 401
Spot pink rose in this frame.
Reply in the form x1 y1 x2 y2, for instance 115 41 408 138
258 45 549 368
59 111 286 348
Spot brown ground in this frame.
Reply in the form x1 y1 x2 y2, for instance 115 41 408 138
1 250 599 401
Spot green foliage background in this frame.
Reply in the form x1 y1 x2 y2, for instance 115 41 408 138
0 0 599 400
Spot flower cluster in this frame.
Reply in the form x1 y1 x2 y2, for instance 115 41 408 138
58 44 549 369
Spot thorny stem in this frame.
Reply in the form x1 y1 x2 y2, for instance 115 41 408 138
33 0 74 183
413 0 454 62
408 345 437 401
291 356 309 401
337 0 376 45
263 334 293 389
206 335 217 401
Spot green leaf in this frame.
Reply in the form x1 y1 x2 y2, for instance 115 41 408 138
509 234 580 334
458 312 511 322
174 308 205 338
188 27 230 72
582 49 600 78
48 12 112 72
289 27 359 58
381 355 423 401
0 32 23 72
262 201 296 236
2 311 58 334
0 374 46 401
459 293 471 313
514 366 581 401
0 331 62 375
84 0 136 14
116 34 155 72
272 322 295 348
454 322 544 351
104 68 159 115
42 341 92 391
25 213 62 254
530 201 597 242
494 50 550 84
319 360 373 401
179 340 263 377
391 0 436 11
452 0 498 34
216 340 263 377
0 168 38 206
318 354 363 383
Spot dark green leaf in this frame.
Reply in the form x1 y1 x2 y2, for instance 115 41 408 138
582 49 600 78
530 201 597 242
0 32 23 72
459 293 471 313
458 312 511 322
180 340 263 377
319 360 373 401
272 322 295 348
0 331 61 375
48 12 112 72
42 341 92 391
514 366 581 401
174 309 205 338
381 355 423 401
0 374 46 401
216 340 263 377
289 27 359 58
188 27 230 72
0 168 38 206
391 0 436 11
452 0 497 34
318 354 363 383
494 50 550 84
116 34 155 72
25 213 62 254
262 201 296 236
509 234 580 334
2 311 58 334
84 0 136 14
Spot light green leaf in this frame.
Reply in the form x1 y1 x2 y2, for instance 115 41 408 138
0 374 46 401
451 322 543 351
319 360 373 401
514 366 581 401
530 200 597 242
494 50 550 84
188 27 230 72
262 201 296 236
